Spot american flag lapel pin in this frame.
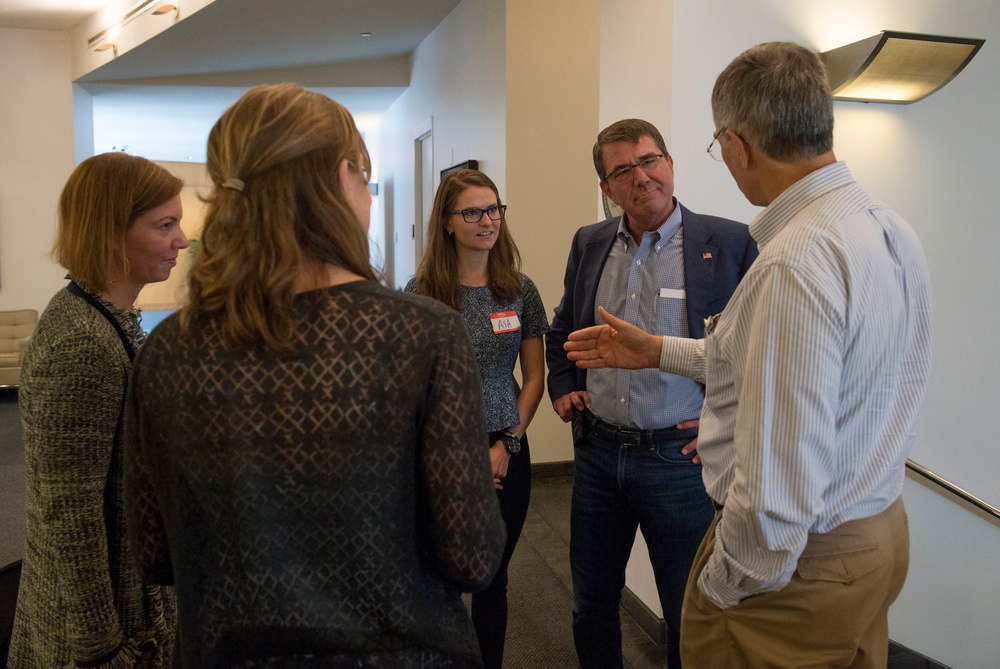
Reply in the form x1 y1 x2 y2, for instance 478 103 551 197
703 252 713 259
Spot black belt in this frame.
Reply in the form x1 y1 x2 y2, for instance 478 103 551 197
582 410 698 447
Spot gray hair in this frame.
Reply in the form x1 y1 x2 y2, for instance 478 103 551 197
711 42 834 161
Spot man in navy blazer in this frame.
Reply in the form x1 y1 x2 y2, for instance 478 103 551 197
546 119 756 669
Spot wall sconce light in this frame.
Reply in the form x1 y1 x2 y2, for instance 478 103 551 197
94 42 118 57
87 0 180 52
820 31 985 104
151 4 178 16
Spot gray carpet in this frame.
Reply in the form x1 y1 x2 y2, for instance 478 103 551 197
500 522 579 668
507 475 667 669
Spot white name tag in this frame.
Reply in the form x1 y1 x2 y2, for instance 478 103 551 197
491 311 521 334
659 288 686 299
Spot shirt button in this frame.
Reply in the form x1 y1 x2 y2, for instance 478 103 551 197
619 397 626 403
630 293 636 300
636 260 641 266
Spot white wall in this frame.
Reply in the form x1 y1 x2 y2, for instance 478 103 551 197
671 1 1000 666
595 0 676 618
598 0 673 188
376 0 507 289
0 28 76 314
897 473 1000 669
505 0 601 469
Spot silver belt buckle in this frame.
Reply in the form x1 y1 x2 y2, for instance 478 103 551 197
618 429 642 446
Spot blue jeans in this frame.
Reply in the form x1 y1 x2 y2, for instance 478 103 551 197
570 418 715 669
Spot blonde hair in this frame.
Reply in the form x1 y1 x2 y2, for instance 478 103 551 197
53 152 182 293
412 169 521 311
184 83 376 355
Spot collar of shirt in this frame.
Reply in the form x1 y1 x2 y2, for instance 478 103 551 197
618 199 683 252
749 162 856 250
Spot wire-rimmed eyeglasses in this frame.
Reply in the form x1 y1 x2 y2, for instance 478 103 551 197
707 128 726 162
449 204 507 223
604 154 665 184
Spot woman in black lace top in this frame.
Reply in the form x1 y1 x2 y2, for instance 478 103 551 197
406 169 548 669
124 84 506 668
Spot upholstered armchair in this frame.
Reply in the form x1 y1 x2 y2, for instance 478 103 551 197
0 309 37 387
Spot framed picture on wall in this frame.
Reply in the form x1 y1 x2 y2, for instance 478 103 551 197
440 159 478 179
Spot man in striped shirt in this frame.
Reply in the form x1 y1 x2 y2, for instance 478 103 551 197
564 42 932 668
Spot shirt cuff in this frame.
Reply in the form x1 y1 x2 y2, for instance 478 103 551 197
659 336 706 384
696 553 748 609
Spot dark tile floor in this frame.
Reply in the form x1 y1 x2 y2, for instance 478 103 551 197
521 473 669 668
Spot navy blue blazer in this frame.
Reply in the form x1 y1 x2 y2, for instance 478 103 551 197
545 202 758 403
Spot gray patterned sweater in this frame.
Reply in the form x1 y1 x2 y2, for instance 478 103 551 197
10 283 175 668
405 274 549 434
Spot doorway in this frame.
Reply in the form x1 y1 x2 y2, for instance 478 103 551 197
414 119 433 273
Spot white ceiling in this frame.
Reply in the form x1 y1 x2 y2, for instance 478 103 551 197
0 0 462 161
0 0 107 30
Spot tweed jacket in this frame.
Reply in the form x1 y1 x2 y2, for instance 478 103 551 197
10 285 174 669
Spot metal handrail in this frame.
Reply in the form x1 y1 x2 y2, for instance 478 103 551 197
906 459 1000 522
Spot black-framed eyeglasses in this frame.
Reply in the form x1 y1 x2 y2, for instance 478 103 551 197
707 128 726 162
449 204 507 223
604 154 665 184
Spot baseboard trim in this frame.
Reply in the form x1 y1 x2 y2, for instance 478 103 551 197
531 460 574 478
621 586 666 645
888 640 952 669
607 607 951 664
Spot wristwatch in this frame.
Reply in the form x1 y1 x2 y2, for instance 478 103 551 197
501 431 521 456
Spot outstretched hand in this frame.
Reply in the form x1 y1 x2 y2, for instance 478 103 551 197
564 307 661 370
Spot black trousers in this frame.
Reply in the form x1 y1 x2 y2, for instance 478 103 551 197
472 431 532 669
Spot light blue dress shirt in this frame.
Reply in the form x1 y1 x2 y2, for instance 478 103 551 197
589 204 704 430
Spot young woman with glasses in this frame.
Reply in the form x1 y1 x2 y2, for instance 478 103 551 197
405 169 548 669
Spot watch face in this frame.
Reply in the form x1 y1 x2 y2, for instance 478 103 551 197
503 434 521 455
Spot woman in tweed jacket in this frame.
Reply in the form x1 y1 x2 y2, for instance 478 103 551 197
10 153 188 668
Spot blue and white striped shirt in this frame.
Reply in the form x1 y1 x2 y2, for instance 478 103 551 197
694 162 932 607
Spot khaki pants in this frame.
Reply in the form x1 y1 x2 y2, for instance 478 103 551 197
681 497 909 669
